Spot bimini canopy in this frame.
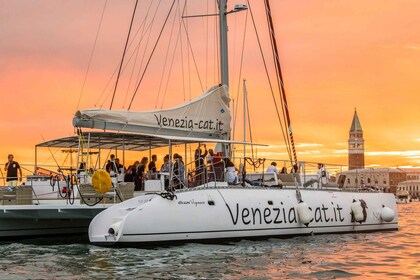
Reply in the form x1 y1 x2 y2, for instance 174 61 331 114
35 131 267 152
73 85 231 139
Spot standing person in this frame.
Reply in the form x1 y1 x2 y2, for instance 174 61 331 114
317 163 330 187
206 149 216 181
106 154 117 174
195 144 208 169
124 161 139 183
160 155 170 172
4 154 22 186
266 162 279 175
173 154 185 189
115 158 125 183
160 155 170 190
136 157 149 191
194 144 208 184
148 155 157 179
135 157 148 191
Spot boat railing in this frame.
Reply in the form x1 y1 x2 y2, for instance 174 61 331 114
184 157 226 188
231 157 349 189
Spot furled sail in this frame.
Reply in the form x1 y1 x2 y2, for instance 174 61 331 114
73 85 231 139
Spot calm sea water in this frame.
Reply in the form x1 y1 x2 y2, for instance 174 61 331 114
0 203 418 280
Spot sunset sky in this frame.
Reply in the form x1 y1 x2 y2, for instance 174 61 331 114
1 0 419 172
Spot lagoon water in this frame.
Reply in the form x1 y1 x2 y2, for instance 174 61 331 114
0 203 418 279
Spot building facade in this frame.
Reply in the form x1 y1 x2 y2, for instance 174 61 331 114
348 110 365 170
397 180 420 199
338 168 406 193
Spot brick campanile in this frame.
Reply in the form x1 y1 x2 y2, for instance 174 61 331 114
348 109 365 170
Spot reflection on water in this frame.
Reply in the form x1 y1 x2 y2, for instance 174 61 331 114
0 204 418 279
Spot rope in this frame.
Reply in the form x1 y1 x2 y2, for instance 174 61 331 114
76 0 108 111
155 3 180 109
246 90 255 160
246 0 293 162
264 0 298 165
123 0 154 109
181 15 204 94
146 190 177 201
232 9 248 142
109 0 139 110
96 1 160 108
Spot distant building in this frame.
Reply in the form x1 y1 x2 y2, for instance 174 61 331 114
397 168 420 199
338 168 406 193
403 168 420 180
348 109 364 170
397 181 420 199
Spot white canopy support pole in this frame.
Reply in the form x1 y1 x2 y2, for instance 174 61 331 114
168 140 172 190
34 146 38 174
243 80 247 162
184 143 187 188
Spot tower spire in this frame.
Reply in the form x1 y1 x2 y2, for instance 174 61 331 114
350 108 363 132
348 109 365 170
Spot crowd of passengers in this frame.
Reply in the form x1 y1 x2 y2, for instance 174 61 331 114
104 144 239 191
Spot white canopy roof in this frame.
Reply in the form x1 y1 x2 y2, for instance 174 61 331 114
36 131 267 152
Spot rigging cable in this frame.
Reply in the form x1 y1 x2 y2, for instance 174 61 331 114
132 0 163 103
109 0 139 110
128 0 177 110
123 0 155 109
180 16 204 94
246 88 255 160
76 0 108 111
154 3 180 108
160 20 182 109
246 0 293 162
232 9 248 142
97 0 160 108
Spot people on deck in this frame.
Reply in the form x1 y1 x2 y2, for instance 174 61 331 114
207 149 216 181
135 157 148 191
280 166 288 174
160 155 170 189
106 154 118 175
291 164 300 174
317 163 330 187
148 154 157 179
266 162 279 175
4 154 22 186
115 158 125 182
124 161 139 183
224 158 238 184
173 153 185 189
115 158 124 172
194 144 208 185
160 155 170 173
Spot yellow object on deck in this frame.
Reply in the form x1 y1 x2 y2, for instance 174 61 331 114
92 170 112 194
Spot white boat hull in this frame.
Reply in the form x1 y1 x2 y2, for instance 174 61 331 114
89 186 398 246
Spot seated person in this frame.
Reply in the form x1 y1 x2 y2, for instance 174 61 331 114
266 162 279 175
224 158 238 184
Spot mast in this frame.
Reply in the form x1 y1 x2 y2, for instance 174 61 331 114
219 0 229 88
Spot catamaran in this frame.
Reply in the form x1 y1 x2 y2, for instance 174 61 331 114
79 0 398 246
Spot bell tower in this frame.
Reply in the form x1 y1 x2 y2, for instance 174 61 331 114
348 109 365 170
